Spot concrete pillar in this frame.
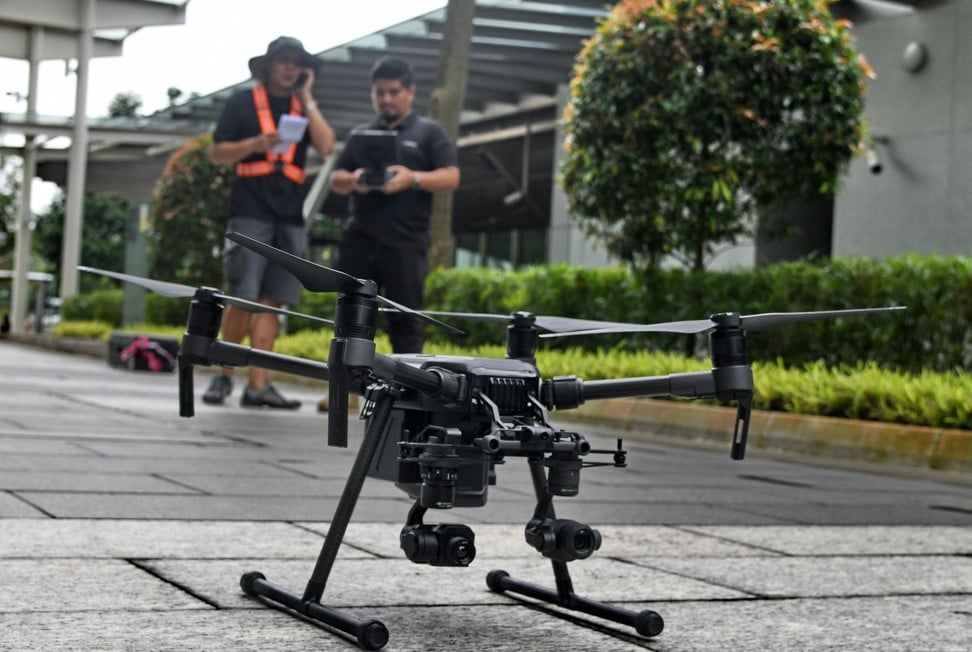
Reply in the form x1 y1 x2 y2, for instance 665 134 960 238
9 26 42 335
59 0 94 300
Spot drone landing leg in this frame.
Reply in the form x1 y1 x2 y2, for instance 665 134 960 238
486 456 664 638
241 385 397 651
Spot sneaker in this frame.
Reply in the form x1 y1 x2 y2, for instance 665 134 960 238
240 383 301 410
202 374 233 405
317 397 329 412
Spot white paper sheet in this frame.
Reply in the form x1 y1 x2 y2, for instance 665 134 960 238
271 114 309 153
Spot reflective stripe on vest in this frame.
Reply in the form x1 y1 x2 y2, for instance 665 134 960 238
235 85 306 184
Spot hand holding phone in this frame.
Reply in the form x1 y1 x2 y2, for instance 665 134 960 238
296 67 314 92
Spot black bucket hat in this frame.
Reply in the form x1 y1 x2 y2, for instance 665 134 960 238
248 36 321 79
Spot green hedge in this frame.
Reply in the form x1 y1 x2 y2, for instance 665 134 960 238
61 289 123 326
423 255 970 373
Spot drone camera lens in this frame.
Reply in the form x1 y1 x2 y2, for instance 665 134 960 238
570 527 599 558
446 536 476 566
526 518 601 562
401 524 476 567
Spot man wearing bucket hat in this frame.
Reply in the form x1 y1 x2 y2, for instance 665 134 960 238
203 36 335 410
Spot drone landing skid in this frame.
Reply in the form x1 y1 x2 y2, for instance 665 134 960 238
486 455 664 639
240 384 398 651
486 570 664 637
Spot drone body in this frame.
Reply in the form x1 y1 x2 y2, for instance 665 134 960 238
78 236 904 650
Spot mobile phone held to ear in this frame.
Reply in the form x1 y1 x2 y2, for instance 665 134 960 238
296 72 309 88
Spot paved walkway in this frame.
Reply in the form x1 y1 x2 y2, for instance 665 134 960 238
1 339 970 651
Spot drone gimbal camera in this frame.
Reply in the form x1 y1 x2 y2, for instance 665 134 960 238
79 244 904 651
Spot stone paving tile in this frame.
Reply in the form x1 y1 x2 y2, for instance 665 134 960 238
158 473 411 499
0 453 304 476
0 558 205 613
8 493 414 521
0 493 45 517
636 554 972 598
0 470 203 493
0 605 655 652
0 519 373 560
722 500 972 526
145 555 745 610
682 524 972 555
630 594 972 652
0 436 93 455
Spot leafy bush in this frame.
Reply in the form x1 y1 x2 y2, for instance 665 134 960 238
144 293 191 327
148 132 233 287
562 0 871 270
60 289 123 326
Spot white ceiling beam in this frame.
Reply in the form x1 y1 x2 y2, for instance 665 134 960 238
0 23 124 59
0 0 187 32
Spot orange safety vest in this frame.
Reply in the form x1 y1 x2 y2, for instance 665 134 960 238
235 85 306 184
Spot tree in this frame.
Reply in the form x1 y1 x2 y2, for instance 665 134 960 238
0 155 19 270
561 0 872 272
108 92 142 118
167 87 183 106
426 0 475 269
147 133 233 286
32 192 130 293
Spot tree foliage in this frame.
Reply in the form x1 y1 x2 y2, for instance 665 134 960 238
32 192 130 293
0 155 19 270
561 0 872 270
147 132 233 286
108 92 142 118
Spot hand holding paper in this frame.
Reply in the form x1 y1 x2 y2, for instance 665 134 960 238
271 114 309 153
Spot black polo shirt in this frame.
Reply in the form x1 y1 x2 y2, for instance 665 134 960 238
336 113 458 249
213 87 311 225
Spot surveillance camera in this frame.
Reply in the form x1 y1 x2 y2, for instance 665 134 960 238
866 147 882 175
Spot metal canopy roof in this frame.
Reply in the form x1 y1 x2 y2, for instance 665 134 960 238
0 0 188 60
152 0 611 140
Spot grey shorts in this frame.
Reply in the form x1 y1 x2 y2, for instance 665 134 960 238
223 216 306 305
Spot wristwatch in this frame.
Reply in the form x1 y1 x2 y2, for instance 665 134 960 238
412 171 422 190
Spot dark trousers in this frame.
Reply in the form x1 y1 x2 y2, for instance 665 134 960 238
335 229 428 353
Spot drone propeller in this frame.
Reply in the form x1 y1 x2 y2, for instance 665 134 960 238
539 306 907 338
380 309 675 334
77 266 334 325
226 232 464 335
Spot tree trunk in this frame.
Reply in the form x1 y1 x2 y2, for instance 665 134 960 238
426 0 475 269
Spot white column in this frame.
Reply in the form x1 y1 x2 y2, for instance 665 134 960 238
9 27 43 334
59 0 94 300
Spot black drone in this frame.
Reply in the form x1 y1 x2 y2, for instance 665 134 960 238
80 238 903 651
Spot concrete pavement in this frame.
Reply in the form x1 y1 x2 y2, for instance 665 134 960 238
1 338 970 651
